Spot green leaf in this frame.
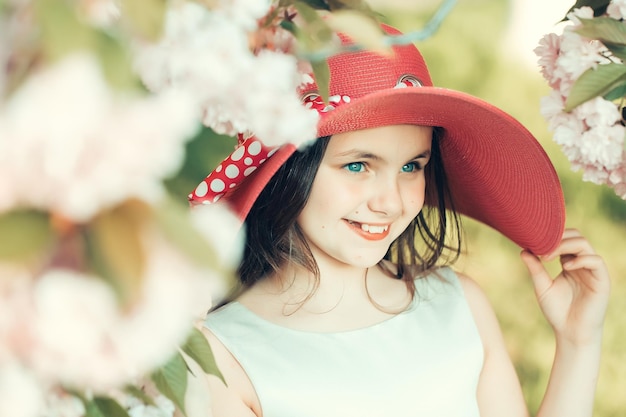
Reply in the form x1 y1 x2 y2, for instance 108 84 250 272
120 0 167 41
311 59 330 103
152 352 189 415
153 196 221 270
0 210 53 261
163 126 235 202
34 0 140 92
34 0 96 61
280 19 297 34
606 42 626 61
124 384 156 406
575 17 626 46
293 1 335 50
298 0 331 10
564 0 610 19
181 327 225 384
603 82 626 101
565 63 626 111
326 11 388 54
94 31 141 92
2 37 41 98
85 396 131 417
294 0 325 24
85 201 148 305
327 0 376 15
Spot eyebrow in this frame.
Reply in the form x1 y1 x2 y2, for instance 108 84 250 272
335 149 432 161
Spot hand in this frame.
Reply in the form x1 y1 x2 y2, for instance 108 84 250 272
520 229 610 347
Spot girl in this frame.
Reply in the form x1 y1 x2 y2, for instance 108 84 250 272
189 24 610 417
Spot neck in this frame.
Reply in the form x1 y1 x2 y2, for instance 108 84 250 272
237 258 412 330
262 260 372 312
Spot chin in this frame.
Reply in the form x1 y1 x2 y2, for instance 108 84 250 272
345 252 388 269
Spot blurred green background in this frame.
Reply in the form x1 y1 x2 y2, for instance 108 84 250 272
374 0 625 415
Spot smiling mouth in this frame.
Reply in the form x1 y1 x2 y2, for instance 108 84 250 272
348 221 389 233
345 220 390 240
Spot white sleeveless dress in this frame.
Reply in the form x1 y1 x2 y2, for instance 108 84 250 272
204 267 484 417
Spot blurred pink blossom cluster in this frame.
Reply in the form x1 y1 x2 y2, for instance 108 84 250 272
0 54 199 221
0 0 253 415
132 1 319 148
0 231 220 417
535 6 626 199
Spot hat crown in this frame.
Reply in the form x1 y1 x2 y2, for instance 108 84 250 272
317 25 434 100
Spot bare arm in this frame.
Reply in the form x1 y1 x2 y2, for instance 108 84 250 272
522 229 609 417
462 228 610 417
459 274 530 417
199 327 260 417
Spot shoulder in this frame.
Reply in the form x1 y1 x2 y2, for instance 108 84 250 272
455 271 492 307
199 323 260 416
451 275 529 416
453 272 496 320
419 267 491 304
414 268 503 354
452 271 507 355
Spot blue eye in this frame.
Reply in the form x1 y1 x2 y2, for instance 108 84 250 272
345 162 365 172
401 162 421 173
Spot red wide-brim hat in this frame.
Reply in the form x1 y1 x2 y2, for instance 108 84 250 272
190 24 565 256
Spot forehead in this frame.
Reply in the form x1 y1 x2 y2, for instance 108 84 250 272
326 125 433 155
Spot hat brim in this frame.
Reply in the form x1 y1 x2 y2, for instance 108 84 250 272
224 86 565 255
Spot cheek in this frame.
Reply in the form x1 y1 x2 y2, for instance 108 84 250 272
405 198 424 216
313 178 363 208
402 180 426 211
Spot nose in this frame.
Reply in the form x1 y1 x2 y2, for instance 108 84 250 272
367 175 403 217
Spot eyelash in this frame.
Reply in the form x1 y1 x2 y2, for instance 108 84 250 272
345 162 366 172
343 161 423 173
401 162 423 173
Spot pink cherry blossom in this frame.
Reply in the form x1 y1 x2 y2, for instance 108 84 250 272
81 0 121 27
557 31 606 82
535 33 562 89
133 2 318 149
539 90 569 130
219 0 271 30
0 363 44 417
607 0 626 19
566 6 595 25
0 247 219 393
536 5 626 200
125 394 176 417
608 165 626 198
0 54 199 221
191 203 244 272
44 390 86 417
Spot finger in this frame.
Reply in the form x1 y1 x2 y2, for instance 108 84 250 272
562 254 609 275
543 235 596 261
561 228 583 239
562 254 611 296
520 250 553 297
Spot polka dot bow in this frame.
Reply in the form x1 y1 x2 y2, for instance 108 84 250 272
188 75 422 206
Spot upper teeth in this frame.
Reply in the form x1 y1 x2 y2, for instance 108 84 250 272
362 224 388 233
349 221 388 233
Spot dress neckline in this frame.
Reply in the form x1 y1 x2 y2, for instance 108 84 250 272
226 297 418 336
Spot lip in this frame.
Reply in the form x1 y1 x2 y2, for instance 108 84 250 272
344 219 391 241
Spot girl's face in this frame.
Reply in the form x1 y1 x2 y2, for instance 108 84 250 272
297 124 432 269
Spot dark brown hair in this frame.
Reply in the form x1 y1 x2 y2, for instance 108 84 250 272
237 127 462 296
